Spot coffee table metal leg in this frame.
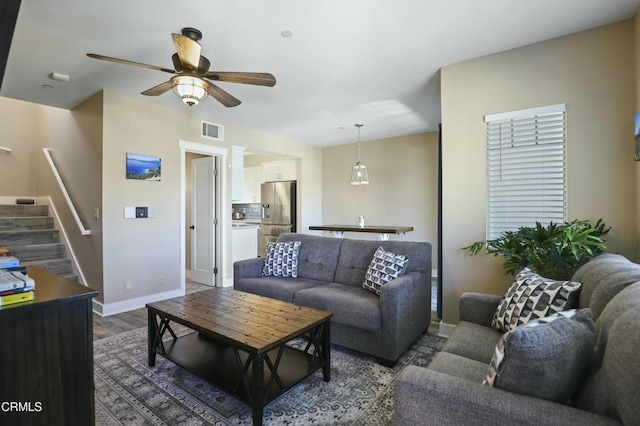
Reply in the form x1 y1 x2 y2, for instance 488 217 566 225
148 310 158 366
322 321 331 382
251 354 265 426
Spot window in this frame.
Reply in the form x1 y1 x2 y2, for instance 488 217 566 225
484 104 566 240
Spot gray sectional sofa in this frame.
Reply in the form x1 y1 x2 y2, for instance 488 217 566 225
233 233 432 366
393 253 640 425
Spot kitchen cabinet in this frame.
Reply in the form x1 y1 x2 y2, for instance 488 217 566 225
231 146 246 201
232 225 259 262
263 160 297 182
241 167 264 203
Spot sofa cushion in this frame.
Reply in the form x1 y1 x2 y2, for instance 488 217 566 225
277 233 342 282
334 239 431 287
262 241 301 278
484 308 595 403
362 246 409 295
294 283 381 332
428 352 489 383
441 321 503 364
492 268 581 332
234 277 326 303
574 282 640 424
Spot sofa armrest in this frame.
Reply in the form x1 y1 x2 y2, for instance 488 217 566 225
233 257 264 281
393 366 620 426
459 292 503 326
378 272 430 359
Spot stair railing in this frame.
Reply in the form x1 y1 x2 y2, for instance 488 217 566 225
42 148 91 236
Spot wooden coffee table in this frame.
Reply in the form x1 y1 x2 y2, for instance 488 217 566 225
146 288 332 426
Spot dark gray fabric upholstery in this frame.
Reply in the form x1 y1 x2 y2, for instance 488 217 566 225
277 233 342 282
394 367 620 426
393 253 640 425
427 352 488 383
486 308 595 402
441 321 502 364
233 233 432 363
234 276 326 303
459 292 502 326
574 283 640 424
294 282 381 332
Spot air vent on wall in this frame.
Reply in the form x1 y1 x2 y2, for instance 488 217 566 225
201 120 224 141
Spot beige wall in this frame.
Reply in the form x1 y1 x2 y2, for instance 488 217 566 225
36 94 104 297
0 97 40 195
440 21 637 326
321 132 439 258
100 91 322 309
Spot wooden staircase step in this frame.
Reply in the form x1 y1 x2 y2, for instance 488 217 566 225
2 243 66 261
0 205 48 217
0 229 59 245
0 217 54 231
21 258 73 275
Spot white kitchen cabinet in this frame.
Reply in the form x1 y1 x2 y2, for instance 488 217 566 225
263 160 297 182
231 146 246 201
232 225 259 262
241 167 264 203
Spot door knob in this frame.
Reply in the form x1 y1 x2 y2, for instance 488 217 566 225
189 225 195 229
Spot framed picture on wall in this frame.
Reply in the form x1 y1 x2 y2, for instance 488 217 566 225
126 153 161 181
635 112 640 161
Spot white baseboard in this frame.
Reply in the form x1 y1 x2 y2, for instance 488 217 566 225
93 288 185 317
438 321 456 338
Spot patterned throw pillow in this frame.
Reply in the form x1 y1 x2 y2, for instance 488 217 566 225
491 268 581 332
483 309 595 402
362 247 409 296
262 241 301 278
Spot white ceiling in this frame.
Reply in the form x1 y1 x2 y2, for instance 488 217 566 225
3 0 639 147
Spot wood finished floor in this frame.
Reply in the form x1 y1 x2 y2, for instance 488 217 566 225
93 281 211 340
93 281 441 341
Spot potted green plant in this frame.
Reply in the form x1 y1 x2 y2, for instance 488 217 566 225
463 219 610 280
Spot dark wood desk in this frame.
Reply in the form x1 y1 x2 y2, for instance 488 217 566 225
147 288 332 426
309 224 414 240
0 266 98 426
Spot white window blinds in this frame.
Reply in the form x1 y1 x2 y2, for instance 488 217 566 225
484 104 567 240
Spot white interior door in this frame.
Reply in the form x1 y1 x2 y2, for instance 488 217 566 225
191 156 217 286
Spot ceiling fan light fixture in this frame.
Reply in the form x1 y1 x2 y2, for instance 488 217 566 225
171 75 208 106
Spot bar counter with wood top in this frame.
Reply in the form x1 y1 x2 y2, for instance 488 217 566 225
309 224 413 240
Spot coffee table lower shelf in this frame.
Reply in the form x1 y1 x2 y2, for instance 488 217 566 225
155 331 325 404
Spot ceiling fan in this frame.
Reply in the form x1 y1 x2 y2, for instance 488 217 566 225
87 27 276 107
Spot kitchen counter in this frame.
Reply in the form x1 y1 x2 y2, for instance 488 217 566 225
309 224 414 241
232 220 261 228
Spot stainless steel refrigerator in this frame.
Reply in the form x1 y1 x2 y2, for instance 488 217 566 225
260 180 296 256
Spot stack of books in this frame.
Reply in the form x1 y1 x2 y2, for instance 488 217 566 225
0 257 35 306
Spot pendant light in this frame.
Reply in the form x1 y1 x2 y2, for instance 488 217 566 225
350 123 369 185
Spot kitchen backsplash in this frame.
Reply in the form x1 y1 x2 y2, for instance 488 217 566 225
232 203 261 220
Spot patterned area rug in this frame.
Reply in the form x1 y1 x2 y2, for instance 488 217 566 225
94 327 446 425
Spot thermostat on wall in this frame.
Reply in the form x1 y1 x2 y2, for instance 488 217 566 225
124 206 151 219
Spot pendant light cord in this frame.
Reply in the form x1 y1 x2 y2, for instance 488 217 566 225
355 123 364 162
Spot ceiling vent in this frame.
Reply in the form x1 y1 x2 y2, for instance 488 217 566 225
201 120 224 141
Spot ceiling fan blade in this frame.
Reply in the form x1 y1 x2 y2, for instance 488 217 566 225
171 53 183 73
87 53 176 74
171 33 201 71
205 81 241 107
141 81 173 96
205 71 276 87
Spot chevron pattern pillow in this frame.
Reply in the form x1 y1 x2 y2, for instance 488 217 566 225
491 268 581 332
262 241 301 278
484 308 595 402
362 246 409 295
